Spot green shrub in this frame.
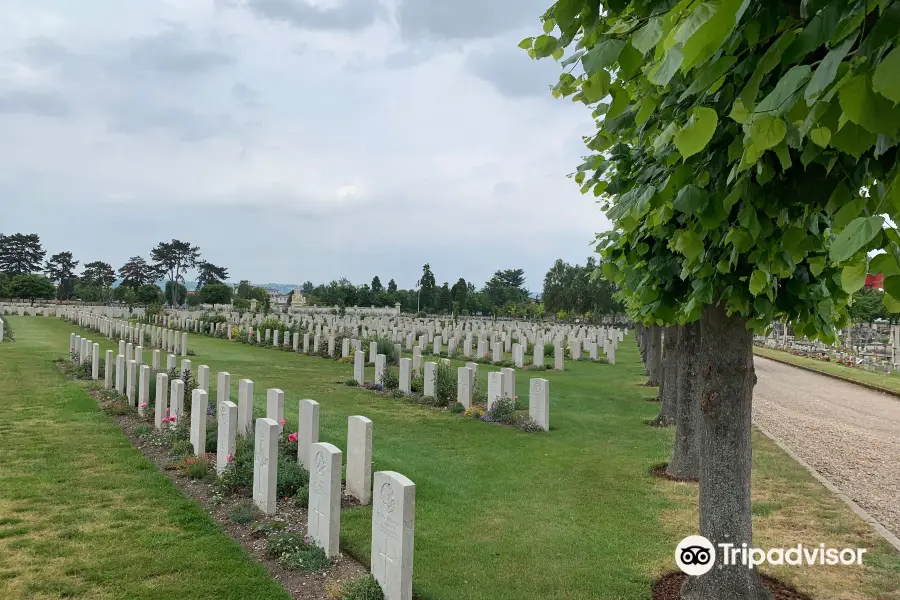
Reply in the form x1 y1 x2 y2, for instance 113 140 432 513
135 425 151 436
279 543 331 572
215 433 255 495
205 420 218 453
382 368 399 391
410 374 423 393
181 456 211 480
266 532 306 558
543 343 554 356
228 502 257 525
103 399 132 416
371 336 398 364
342 574 385 600
277 457 309 498
170 439 193 457
450 402 465 414
251 521 285 538
391 389 405 399
345 378 359 387
433 362 457 407
485 397 516 423
293 483 309 508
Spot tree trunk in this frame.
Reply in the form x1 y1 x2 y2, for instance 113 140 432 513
681 305 768 600
654 326 679 426
647 325 662 385
667 322 699 480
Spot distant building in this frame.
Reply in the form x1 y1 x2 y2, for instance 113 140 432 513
866 274 884 289
267 288 292 307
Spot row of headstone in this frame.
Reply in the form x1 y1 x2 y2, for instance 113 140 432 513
66 325 415 600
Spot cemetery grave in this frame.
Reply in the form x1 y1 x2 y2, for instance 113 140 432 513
2 313 899 600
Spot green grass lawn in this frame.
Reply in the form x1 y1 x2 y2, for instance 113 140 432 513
754 345 900 396
5 316 900 600
0 318 291 600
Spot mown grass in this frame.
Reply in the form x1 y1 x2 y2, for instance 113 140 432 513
0 319 290 600
8 316 900 600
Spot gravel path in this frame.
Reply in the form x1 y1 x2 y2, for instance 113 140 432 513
753 356 900 538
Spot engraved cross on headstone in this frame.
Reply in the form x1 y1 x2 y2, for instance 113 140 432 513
376 536 395 580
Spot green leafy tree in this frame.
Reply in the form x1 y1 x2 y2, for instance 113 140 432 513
0 233 45 275
526 1 900 597
81 261 116 288
450 277 469 312
9 274 55 303
44 251 79 300
165 281 187 306
137 284 163 305
849 286 885 324
150 239 200 286
418 264 436 312
236 280 252 299
301 280 315 294
249 286 271 313
371 276 383 293
233 297 250 311
484 268 529 309
118 256 159 288
0 273 12 298
387 278 398 293
199 283 233 305
195 261 229 288
438 282 452 312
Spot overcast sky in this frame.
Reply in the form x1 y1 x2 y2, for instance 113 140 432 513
0 0 608 292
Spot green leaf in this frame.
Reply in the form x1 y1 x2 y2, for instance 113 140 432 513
773 142 792 171
810 126 831 148
632 17 663 54
884 292 900 314
649 47 683 87
680 55 737 101
617 43 643 79
807 255 826 276
782 0 842 65
653 122 677 152
750 115 787 151
606 86 630 119
870 252 900 277
805 36 855 105
635 97 658 126
873 46 900 105
839 75 900 137
543 19 555 34
754 65 811 117
533 35 559 59
741 30 798 109
830 216 884 263
832 197 866 231
582 39 625 75
673 107 718 159
884 275 900 302
674 230 705 261
552 47 564 60
830 121 877 158
518 37 534 50
679 0 745 72
749 269 768 296
581 69 611 103
841 259 868 293
729 98 750 123
673 185 708 214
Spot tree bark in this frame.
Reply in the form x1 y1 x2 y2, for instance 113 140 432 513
681 305 768 600
647 325 662 385
653 326 679 426
666 322 699 480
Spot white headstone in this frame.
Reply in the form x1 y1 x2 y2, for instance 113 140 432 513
529 378 549 431
307 442 342 557
238 379 254 435
155 373 169 430
138 365 151 416
104 350 114 389
297 399 320 470
170 379 185 424
253 417 280 515
267 388 285 431
126 359 137 405
217 401 238 475
354 350 365 383
91 343 100 380
423 362 436 398
375 353 386 385
487 371 503 411
346 416 373 505
457 366 473 409
371 471 416 600
197 365 210 394
500 367 515 401
217 371 231 412
190 389 208 456
399 358 411 393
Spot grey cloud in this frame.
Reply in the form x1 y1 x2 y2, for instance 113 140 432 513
24 38 74 67
0 90 70 118
396 0 547 40
106 103 236 141
232 82 262 108
235 0 384 31
125 28 234 75
466 43 559 98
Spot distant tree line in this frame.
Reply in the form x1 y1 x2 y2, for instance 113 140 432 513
0 233 230 308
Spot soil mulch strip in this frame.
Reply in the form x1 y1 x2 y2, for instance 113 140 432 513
71 372 367 600
649 464 698 483
652 571 814 600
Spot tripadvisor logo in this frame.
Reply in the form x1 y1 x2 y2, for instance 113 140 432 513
676 536 867 575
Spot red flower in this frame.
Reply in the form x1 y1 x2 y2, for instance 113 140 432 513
288 433 298 443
